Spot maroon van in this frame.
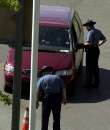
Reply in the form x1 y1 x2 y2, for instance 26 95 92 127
4 5 84 94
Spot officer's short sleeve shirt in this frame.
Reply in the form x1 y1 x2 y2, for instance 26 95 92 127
86 28 106 46
37 74 65 94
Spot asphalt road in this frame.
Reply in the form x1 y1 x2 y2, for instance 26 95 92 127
0 0 110 130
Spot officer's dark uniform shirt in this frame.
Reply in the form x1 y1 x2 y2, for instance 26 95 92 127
86 27 106 46
37 74 64 94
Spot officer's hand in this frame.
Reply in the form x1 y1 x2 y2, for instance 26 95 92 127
36 102 39 109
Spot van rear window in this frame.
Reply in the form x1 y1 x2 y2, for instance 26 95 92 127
39 26 70 52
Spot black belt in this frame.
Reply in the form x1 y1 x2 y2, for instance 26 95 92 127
86 45 99 51
46 92 61 95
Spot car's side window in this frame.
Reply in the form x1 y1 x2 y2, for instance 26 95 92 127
75 12 83 29
71 22 77 49
73 17 81 43
74 12 84 43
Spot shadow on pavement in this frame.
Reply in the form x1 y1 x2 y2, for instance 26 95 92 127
69 67 110 103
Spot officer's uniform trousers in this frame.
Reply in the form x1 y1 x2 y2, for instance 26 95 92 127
85 46 100 88
41 93 62 130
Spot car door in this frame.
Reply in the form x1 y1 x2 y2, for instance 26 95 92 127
71 11 84 70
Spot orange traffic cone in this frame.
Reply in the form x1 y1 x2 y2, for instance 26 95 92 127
22 107 29 130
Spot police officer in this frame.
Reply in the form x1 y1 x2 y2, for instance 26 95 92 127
81 19 106 89
36 66 67 130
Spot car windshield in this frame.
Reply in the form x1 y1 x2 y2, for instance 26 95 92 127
39 26 70 52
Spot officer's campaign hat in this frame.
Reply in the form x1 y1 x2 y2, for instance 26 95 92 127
83 19 96 26
40 66 54 74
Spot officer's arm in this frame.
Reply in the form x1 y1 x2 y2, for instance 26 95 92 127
98 32 107 46
83 31 92 48
36 87 40 109
36 79 42 109
77 42 91 49
98 37 107 46
84 42 92 47
76 31 92 49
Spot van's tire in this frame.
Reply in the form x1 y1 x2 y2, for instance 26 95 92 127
4 85 12 94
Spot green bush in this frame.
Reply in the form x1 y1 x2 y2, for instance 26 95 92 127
0 90 12 105
0 0 21 11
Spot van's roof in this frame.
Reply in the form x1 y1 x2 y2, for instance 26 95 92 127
40 5 75 28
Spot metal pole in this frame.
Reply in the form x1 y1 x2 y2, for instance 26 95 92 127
29 0 40 130
11 0 24 130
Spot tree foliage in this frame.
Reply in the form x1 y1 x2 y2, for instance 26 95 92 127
0 0 21 11
0 1 21 105
0 90 12 105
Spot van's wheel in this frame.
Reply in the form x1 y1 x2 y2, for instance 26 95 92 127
4 85 12 94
